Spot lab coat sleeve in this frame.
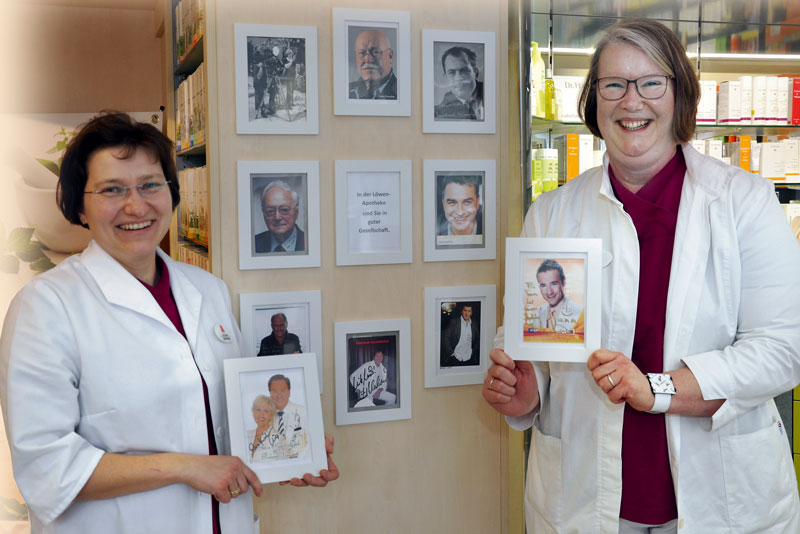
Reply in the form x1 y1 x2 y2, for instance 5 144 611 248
0 280 105 525
682 177 800 431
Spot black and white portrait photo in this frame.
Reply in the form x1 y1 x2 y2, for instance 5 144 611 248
435 171 485 249
235 24 318 134
439 300 482 368
433 42 485 122
347 25 398 101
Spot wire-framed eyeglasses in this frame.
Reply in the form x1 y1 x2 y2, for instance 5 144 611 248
356 47 390 60
596 75 674 101
84 181 171 201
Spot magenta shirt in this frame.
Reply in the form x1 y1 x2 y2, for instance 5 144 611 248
609 146 686 525
139 257 221 534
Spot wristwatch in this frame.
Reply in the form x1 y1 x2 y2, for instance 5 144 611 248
646 373 676 414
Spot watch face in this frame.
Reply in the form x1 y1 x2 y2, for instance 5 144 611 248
648 373 677 395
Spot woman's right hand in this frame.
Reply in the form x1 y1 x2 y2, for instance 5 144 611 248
482 348 540 418
181 454 263 503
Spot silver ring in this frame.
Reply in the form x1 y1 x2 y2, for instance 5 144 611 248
489 378 495 390
607 374 615 387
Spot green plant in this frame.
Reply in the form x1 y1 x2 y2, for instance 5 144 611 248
35 126 76 176
0 223 56 273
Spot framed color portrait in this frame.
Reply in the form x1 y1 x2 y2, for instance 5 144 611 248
234 24 319 135
223 354 326 484
504 238 602 362
334 160 413 265
334 318 411 425
239 290 323 392
237 160 321 270
422 29 496 134
424 285 496 388
423 159 496 262
332 8 411 116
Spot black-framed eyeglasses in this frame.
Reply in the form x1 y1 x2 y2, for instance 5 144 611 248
356 47 390 59
264 206 294 217
84 180 171 201
596 75 674 101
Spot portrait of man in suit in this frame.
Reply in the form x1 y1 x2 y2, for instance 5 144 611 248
440 302 481 367
434 44 484 121
348 26 398 100
254 179 306 254
435 173 484 249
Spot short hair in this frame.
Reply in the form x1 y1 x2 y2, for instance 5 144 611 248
251 394 276 412
58 111 179 229
441 46 478 76
261 180 300 211
270 312 288 325
578 18 699 144
537 259 565 284
441 175 481 198
268 373 291 391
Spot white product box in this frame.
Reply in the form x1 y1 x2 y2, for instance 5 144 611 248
717 81 741 123
759 142 785 181
690 139 707 154
697 80 717 123
751 142 761 174
782 139 799 178
552 75 585 123
753 76 767 125
705 139 723 161
767 76 779 125
739 75 753 124
777 76 789 125
578 134 594 174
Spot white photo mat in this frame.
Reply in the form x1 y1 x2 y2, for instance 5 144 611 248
239 290 323 392
423 159 496 262
334 160 413 265
234 24 319 135
237 160 321 270
224 354 326 484
424 285 496 388
334 318 412 425
503 237 602 362
332 8 411 116
422 29 496 134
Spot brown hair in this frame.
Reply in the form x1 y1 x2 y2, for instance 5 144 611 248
578 18 699 144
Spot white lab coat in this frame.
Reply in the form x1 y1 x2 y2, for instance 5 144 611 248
0 240 254 533
501 145 800 533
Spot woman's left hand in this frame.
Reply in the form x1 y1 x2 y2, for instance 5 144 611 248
279 434 339 487
587 349 655 412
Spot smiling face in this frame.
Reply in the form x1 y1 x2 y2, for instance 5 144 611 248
262 186 298 242
595 43 676 177
80 146 172 280
374 351 384 366
444 52 478 101
270 314 287 342
442 182 479 235
537 269 565 307
355 29 393 81
269 379 290 411
252 399 275 427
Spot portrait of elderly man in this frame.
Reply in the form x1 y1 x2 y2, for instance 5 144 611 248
436 174 483 238
254 180 306 253
434 45 484 121
349 28 397 100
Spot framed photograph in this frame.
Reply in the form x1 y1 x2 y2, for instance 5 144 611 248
422 29 496 134
332 8 411 116
423 159 496 262
224 354 327 484
239 290 323 392
424 285 496 388
334 160 413 266
234 24 319 135
334 318 411 425
503 238 602 362
237 160 321 270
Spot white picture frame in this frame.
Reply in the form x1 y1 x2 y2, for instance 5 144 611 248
422 29 496 134
239 290 323 392
234 24 319 135
223 354 327 484
503 237 602 362
334 160 413 266
334 318 411 425
424 285 496 388
332 8 411 116
423 159 496 262
237 160 321 270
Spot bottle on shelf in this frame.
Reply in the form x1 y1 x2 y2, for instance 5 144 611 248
544 68 556 121
530 41 545 118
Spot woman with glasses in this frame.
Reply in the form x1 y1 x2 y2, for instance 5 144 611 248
0 112 338 533
483 18 800 534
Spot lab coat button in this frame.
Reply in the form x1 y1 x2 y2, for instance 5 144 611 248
216 427 225 437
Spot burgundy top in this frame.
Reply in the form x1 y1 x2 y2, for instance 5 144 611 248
609 146 686 525
139 257 221 534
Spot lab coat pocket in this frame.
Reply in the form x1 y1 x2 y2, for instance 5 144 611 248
525 423 563 532
719 418 795 532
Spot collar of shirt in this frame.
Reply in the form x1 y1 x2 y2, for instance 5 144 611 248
448 219 479 235
271 225 298 251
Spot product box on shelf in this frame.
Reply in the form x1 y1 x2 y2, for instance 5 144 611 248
718 81 741 124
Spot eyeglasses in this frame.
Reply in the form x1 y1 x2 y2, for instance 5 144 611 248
357 47 390 59
264 206 294 217
596 75 673 101
84 181 171 200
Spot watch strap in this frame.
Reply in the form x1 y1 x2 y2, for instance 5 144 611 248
647 392 672 414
